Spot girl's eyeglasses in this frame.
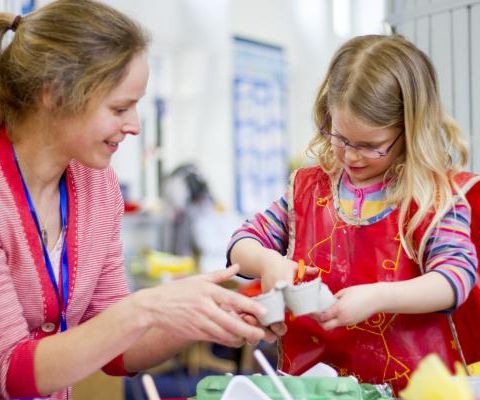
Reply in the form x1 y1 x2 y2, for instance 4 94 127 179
321 128 403 159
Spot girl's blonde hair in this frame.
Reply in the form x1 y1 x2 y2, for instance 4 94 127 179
0 0 149 133
308 34 468 262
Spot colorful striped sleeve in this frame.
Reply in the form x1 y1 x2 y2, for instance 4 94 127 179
226 194 289 265
424 200 478 309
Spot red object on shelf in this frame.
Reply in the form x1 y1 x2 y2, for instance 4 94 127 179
124 201 140 213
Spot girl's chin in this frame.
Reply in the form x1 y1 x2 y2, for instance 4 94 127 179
346 168 385 186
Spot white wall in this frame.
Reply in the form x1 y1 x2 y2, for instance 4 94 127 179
0 0 20 11
107 0 232 206
230 0 385 171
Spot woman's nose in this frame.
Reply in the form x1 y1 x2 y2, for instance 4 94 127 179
122 109 140 136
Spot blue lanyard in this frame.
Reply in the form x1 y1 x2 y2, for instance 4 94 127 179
14 154 69 332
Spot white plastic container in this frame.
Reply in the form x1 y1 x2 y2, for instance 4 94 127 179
466 377 480 399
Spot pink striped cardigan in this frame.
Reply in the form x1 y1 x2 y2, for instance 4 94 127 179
0 128 131 399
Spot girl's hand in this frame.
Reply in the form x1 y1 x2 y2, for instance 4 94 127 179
312 283 384 330
259 250 319 292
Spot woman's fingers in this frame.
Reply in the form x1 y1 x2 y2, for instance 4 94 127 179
241 314 279 344
201 265 268 318
269 322 287 337
147 269 271 345
262 329 278 343
205 264 240 284
203 299 265 344
187 297 257 346
213 285 266 320
195 314 245 347
240 314 264 344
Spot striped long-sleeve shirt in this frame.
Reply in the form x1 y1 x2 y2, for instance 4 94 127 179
228 172 478 309
0 129 130 400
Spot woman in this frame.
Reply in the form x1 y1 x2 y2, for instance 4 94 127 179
0 1 268 399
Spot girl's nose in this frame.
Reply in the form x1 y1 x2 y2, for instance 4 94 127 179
343 145 363 162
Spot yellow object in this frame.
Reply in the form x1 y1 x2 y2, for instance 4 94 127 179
400 354 473 400
468 361 480 376
145 251 195 278
73 370 122 400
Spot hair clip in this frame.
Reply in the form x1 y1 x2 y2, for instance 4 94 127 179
9 15 22 32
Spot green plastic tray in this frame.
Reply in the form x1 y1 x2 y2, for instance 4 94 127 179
195 375 394 400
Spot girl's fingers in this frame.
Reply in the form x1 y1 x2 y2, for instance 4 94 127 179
304 266 320 276
321 319 339 331
312 304 337 322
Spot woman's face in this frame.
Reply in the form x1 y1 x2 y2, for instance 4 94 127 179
329 108 404 187
57 52 149 169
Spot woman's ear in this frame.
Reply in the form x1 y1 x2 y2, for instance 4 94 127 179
40 83 58 111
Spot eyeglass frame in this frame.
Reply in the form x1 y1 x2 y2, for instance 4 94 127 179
320 123 403 160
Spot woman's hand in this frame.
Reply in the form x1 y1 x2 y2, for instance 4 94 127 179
312 283 384 330
240 314 286 343
134 264 267 348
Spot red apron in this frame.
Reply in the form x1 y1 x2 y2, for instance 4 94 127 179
279 166 480 394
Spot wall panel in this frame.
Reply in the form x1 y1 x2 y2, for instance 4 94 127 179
472 4 480 172
452 7 470 160
415 16 430 55
396 20 416 39
388 0 480 171
430 11 453 114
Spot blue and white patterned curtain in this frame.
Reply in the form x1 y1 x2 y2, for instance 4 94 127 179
233 37 288 215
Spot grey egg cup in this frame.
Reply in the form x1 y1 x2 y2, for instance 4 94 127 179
318 282 336 312
284 279 322 316
253 279 337 326
253 288 286 326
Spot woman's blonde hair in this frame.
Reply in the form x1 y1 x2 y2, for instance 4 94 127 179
308 34 468 262
0 0 149 132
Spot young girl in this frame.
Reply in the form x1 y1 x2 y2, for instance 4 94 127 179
228 34 480 394
0 2 269 399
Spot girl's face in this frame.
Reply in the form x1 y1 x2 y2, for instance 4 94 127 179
329 108 404 187
57 52 149 169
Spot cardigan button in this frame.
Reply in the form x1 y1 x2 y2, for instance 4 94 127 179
41 322 56 333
